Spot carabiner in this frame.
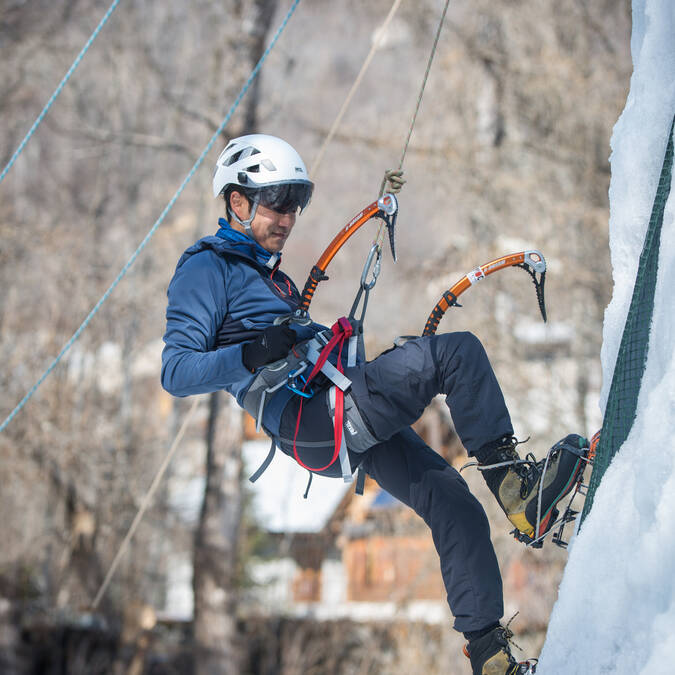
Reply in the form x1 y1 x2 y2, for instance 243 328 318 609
360 243 382 291
286 370 314 398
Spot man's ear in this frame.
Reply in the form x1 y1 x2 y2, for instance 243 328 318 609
229 190 249 218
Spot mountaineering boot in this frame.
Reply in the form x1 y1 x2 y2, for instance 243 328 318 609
478 433 589 543
463 625 536 674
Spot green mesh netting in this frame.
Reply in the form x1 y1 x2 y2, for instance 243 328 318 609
581 115 674 525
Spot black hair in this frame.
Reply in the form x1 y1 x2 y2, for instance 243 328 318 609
223 185 256 210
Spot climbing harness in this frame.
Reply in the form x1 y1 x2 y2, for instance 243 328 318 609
244 319 377 489
422 250 548 336
292 318 352 474
244 191 398 491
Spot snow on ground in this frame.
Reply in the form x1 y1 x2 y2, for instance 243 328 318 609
538 2 675 674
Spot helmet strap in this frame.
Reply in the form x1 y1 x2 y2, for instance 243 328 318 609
228 195 260 240
226 192 279 265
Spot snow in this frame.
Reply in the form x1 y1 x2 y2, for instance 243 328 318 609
537 2 675 674
166 439 352 532
512 319 573 345
243 440 352 533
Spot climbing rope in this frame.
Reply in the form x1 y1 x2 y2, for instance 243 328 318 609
396 0 451 172
372 0 451 262
309 0 405 177
377 0 450 199
0 0 302 435
0 0 122 187
303 0 453 312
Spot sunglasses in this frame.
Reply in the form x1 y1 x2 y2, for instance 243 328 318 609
256 182 314 214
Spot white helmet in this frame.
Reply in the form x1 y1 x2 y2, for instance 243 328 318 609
213 135 313 240
213 133 313 200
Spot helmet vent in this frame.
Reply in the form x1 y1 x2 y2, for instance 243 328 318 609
261 159 276 171
225 150 243 166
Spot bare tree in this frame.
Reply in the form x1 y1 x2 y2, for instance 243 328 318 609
193 392 244 675
192 3 276 671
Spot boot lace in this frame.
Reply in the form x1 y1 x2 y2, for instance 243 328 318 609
462 613 538 674
467 436 541 499
501 614 538 674
501 613 523 652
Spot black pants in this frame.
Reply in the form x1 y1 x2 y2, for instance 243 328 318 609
278 332 512 632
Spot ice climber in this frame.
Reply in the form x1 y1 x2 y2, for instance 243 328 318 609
161 134 589 675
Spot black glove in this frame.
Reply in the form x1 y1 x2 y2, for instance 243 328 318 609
242 324 296 371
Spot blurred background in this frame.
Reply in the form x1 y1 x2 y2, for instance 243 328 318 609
0 0 631 673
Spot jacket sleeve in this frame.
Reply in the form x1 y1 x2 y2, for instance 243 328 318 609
161 251 253 397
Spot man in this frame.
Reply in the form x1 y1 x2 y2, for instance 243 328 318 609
162 134 588 675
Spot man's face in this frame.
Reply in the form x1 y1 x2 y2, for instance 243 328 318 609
229 191 296 253
249 203 296 253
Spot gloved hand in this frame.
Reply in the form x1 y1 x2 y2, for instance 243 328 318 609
242 324 296 371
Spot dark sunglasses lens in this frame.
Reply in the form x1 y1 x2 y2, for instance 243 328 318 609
259 183 313 213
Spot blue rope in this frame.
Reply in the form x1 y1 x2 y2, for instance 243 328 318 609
0 0 122 187
0 0 302 434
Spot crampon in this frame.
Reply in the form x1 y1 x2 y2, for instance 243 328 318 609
511 431 599 549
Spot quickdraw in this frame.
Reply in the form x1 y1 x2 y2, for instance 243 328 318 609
422 250 548 336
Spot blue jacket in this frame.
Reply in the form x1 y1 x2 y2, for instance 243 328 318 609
161 219 327 435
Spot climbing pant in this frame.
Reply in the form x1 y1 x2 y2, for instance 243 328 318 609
347 331 514 454
278 331 511 630
361 428 503 631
